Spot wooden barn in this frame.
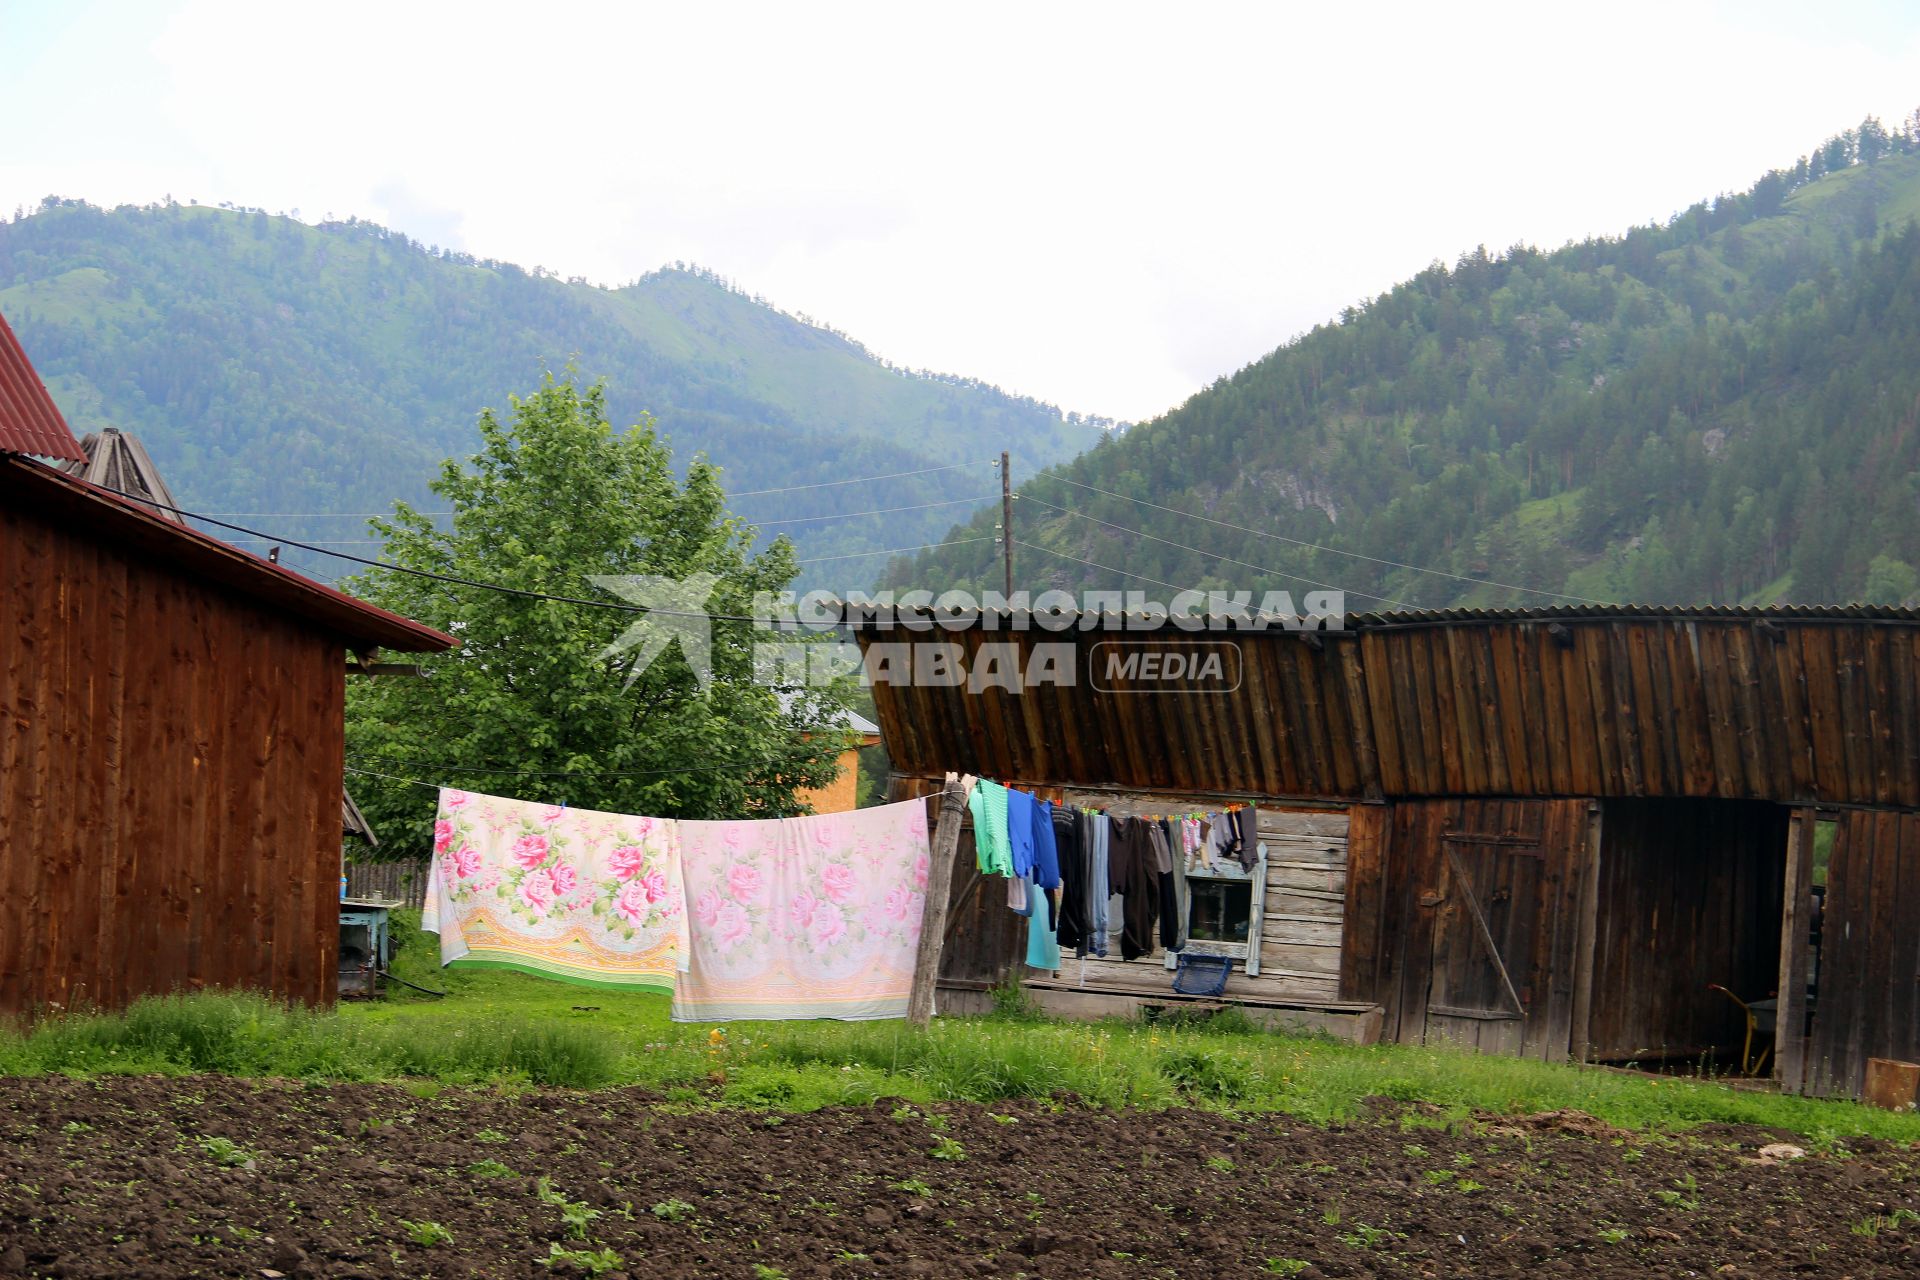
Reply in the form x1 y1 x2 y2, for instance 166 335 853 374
0 311 454 1016
856 604 1920 1100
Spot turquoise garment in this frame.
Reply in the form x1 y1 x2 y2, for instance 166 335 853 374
967 780 1013 876
1025 874 1061 971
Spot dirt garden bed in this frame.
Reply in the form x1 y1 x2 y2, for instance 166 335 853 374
1 1074 1916 1278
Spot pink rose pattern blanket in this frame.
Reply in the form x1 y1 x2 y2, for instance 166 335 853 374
423 788 687 992
670 799 931 1022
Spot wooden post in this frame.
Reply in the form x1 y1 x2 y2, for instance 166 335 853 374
1775 807 1816 1094
1567 803 1603 1063
908 777 969 1027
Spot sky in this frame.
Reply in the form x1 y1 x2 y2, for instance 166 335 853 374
5 1 1920 423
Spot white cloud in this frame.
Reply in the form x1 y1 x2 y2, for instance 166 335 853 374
5 0 1920 421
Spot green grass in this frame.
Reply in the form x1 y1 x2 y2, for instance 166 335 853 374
2 914 1918 1143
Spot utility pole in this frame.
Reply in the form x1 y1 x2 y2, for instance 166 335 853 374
999 449 1013 597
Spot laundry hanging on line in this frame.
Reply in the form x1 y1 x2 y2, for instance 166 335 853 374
963 779 1257 966
423 788 931 1021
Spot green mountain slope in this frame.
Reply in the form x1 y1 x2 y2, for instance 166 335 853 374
900 117 1920 611
0 201 1105 586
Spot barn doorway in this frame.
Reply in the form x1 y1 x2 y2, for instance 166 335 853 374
1582 799 1788 1075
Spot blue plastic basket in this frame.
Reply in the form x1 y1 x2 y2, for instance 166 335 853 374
1173 954 1234 996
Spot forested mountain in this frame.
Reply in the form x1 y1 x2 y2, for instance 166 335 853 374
899 116 1920 611
0 200 1105 586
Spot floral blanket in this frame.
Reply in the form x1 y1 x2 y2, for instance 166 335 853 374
422 788 687 992
670 800 930 1022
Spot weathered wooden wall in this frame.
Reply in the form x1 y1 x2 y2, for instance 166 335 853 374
0 499 345 1015
343 857 431 910
1342 798 1590 1060
1585 800 1787 1064
862 615 1920 809
1806 809 1920 1097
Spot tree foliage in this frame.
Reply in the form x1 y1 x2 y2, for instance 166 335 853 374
344 374 852 860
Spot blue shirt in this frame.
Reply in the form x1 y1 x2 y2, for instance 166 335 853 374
1032 800 1061 890
1006 787 1037 879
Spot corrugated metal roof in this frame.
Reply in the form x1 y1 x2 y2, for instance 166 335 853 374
0 311 85 462
1343 602 1920 627
834 600 1920 630
2 455 457 653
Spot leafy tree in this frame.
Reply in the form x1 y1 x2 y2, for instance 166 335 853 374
344 374 853 859
1863 554 1920 605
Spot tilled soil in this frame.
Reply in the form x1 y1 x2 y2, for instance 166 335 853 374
1 1076 1917 1278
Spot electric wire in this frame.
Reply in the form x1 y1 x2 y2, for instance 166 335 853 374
1035 473 1606 605
1021 495 1409 608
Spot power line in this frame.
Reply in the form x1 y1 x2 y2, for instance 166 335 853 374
1021 495 1408 608
729 460 990 497
1036 473 1606 605
195 459 997 518
1013 540 1217 600
799 535 995 564
754 493 997 527
106 491 775 624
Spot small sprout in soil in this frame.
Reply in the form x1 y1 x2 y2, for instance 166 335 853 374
1207 1156 1235 1174
1320 1209 1341 1226
536 1178 600 1240
197 1137 255 1168
651 1198 697 1223
1455 1179 1487 1194
930 1137 967 1162
1337 1223 1401 1250
834 1250 870 1263
544 1243 622 1275
1424 1169 1456 1185
468 1158 516 1179
400 1219 453 1247
1597 1227 1631 1245
1453 1153 1475 1167
889 1105 918 1122
990 1113 1018 1126
1264 1262 1310 1277
1402 1144 1428 1158
474 1128 509 1144
753 1266 789 1280
60 1121 92 1135
891 1178 933 1197
1853 1208 1920 1238
763 1115 786 1128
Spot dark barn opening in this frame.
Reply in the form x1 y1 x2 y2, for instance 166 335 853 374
1586 799 1788 1073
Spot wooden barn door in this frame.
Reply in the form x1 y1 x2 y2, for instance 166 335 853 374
1422 835 1544 1055
1364 799 1591 1060
1803 809 1920 1098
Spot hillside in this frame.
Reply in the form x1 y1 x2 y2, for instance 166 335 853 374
0 201 1105 585
900 116 1920 610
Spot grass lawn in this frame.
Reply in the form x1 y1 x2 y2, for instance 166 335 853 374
3 911 1916 1146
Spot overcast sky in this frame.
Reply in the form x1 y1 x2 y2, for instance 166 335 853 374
5 1 1919 422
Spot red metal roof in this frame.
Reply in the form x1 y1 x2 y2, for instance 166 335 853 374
1 454 457 653
0 310 85 462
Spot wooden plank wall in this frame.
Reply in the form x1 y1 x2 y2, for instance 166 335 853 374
862 618 1920 810
1584 800 1788 1064
1806 809 1920 1097
0 500 346 1016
